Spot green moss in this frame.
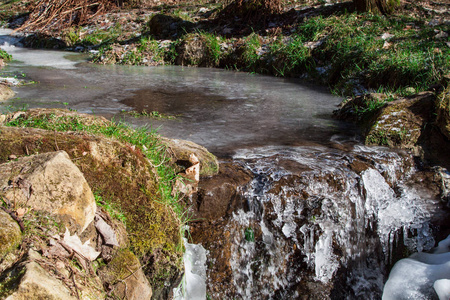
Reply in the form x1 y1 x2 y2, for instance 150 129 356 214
0 209 22 258
0 264 25 299
102 249 139 284
0 49 12 62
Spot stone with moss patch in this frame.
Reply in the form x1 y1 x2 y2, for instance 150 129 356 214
0 210 21 259
5 256 76 300
364 92 435 148
0 150 96 234
98 249 152 300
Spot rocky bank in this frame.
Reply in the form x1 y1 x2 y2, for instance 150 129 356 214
0 108 220 299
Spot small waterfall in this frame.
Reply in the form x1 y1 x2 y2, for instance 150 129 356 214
205 145 443 299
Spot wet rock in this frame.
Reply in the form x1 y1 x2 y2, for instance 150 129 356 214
98 249 152 300
0 84 15 101
0 151 96 233
0 210 22 259
190 162 253 220
436 86 450 140
162 137 219 176
434 166 450 207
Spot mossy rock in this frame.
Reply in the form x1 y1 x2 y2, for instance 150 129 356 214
0 210 21 259
98 249 152 300
364 92 435 148
0 123 182 287
333 93 389 125
162 137 219 177
436 86 450 140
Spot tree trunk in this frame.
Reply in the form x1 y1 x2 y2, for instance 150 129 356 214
353 0 399 14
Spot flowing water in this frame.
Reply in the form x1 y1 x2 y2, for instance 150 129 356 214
1 29 448 299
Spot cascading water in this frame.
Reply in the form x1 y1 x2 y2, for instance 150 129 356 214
201 145 444 299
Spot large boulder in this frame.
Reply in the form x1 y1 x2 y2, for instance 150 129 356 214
0 210 21 258
0 151 96 233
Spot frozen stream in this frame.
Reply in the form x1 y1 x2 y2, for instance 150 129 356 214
1 29 449 299
0 30 353 156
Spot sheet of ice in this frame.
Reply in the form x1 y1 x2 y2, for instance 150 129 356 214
383 235 450 300
434 279 450 300
0 29 82 69
173 238 207 300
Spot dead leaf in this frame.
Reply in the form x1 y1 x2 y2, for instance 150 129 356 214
381 32 394 40
16 207 27 218
43 243 71 258
95 216 119 247
63 228 100 261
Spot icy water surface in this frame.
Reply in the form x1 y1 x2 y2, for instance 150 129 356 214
6 63 351 155
0 28 352 155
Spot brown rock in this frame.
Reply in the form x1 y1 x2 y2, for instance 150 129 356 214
0 151 96 233
190 162 253 221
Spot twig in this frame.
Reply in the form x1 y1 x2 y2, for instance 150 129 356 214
70 267 81 300
0 205 25 231
54 130 59 151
